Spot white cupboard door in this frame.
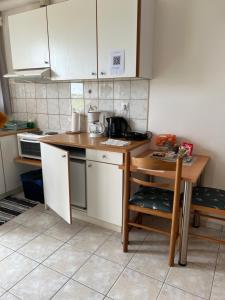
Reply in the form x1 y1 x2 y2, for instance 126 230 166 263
47 0 97 80
8 7 49 70
97 0 138 78
1 135 22 192
0 144 5 195
87 161 123 226
41 143 71 224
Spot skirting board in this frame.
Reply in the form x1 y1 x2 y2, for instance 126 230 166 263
72 207 121 233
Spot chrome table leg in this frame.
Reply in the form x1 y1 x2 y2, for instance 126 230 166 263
179 181 193 266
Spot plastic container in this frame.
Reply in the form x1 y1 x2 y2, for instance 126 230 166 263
20 169 44 203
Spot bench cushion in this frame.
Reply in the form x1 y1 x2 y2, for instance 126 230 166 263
192 187 225 210
129 187 174 213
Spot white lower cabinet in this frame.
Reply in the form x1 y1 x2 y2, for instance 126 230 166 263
0 144 5 195
86 160 123 227
0 135 23 193
41 143 123 226
41 143 72 224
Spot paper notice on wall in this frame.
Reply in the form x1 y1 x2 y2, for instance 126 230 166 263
109 50 125 75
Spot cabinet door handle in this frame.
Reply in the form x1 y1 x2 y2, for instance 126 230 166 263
102 155 107 159
62 155 66 158
44 61 49 64
91 72 97 76
101 72 106 76
88 164 92 168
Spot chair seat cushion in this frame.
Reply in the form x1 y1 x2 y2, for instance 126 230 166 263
192 187 225 210
129 187 174 213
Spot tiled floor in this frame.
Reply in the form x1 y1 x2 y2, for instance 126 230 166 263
0 204 224 299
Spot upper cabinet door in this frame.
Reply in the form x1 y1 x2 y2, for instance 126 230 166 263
47 0 97 80
41 143 72 224
8 7 49 70
97 0 138 79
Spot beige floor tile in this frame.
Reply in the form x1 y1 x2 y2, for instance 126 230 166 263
43 243 91 277
187 237 219 267
0 288 5 297
11 265 68 300
12 209 39 224
45 219 87 242
73 255 123 294
190 226 222 241
0 252 38 290
0 225 39 250
211 251 225 300
166 262 214 299
95 234 134 267
108 268 162 300
0 221 19 237
68 225 112 253
210 270 225 300
18 234 63 263
52 279 104 300
0 245 13 262
0 293 20 300
128 234 170 281
21 212 60 232
158 284 205 300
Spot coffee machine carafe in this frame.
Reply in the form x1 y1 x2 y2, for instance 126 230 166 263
87 106 105 138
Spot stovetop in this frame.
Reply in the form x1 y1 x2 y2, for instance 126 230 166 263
17 130 59 140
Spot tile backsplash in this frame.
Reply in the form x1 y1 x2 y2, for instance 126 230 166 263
9 79 150 132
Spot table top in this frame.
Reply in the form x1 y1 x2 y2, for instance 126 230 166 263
132 150 210 183
40 132 151 153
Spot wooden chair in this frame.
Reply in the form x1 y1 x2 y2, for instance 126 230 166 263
191 187 225 245
123 156 183 267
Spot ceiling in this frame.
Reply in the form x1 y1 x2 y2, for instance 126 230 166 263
0 0 39 11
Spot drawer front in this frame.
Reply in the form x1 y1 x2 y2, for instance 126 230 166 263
86 149 123 165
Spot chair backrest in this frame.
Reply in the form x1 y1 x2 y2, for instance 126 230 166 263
130 156 183 207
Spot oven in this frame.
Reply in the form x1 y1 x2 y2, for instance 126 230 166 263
17 131 57 160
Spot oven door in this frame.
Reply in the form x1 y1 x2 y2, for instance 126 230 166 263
19 139 41 159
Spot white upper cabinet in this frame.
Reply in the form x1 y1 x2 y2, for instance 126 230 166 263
47 0 97 80
97 0 155 79
8 7 49 70
97 0 138 79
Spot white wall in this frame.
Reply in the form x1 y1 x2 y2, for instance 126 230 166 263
149 0 225 189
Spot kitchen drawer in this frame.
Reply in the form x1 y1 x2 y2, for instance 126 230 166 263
86 149 123 165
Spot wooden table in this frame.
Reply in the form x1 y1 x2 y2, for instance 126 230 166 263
130 150 210 266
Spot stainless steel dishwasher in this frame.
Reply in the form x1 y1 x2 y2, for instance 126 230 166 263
69 158 87 209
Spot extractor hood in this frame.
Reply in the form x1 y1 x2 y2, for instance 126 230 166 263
4 68 50 80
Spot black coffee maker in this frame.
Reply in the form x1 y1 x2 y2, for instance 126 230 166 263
106 117 130 138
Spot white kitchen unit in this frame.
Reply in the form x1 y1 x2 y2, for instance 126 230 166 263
86 160 123 227
8 7 49 70
41 143 123 227
1 135 23 192
0 145 5 195
0 134 28 196
98 0 155 79
47 0 97 80
6 0 154 79
41 143 72 224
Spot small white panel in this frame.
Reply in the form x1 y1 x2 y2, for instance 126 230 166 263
86 149 123 165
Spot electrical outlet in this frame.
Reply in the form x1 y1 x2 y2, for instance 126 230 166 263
121 102 129 112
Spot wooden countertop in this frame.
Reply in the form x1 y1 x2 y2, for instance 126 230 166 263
131 150 210 183
0 128 38 137
40 133 150 153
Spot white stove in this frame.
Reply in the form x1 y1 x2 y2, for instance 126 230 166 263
17 131 59 160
